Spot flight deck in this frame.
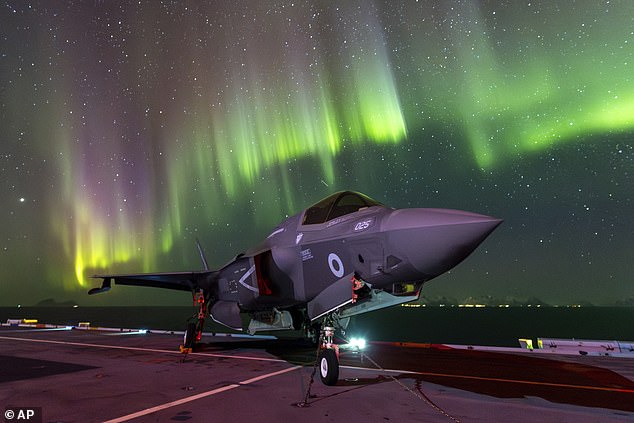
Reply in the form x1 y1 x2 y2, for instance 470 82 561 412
1 325 633 422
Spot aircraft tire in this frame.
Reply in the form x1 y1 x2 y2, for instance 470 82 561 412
318 349 339 386
183 322 196 349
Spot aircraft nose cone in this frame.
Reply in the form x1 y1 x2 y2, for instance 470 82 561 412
382 208 502 278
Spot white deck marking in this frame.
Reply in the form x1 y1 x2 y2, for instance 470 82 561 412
104 366 300 422
0 327 71 333
0 335 287 363
104 384 240 423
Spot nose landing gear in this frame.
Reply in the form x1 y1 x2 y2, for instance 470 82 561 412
318 326 339 386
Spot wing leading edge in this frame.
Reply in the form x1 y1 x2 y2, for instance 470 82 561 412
89 271 216 295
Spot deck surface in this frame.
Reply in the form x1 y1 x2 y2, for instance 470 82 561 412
1 326 634 422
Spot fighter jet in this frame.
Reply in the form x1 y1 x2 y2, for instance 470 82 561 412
90 190 501 385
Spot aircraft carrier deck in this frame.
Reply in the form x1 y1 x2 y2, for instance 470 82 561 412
1 325 633 422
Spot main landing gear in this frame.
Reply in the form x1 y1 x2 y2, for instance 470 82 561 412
181 290 208 353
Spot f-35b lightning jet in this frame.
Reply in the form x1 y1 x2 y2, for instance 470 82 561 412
90 191 501 385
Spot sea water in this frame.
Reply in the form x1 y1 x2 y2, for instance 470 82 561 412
2 306 633 347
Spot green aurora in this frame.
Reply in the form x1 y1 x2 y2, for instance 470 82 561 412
1 1 633 305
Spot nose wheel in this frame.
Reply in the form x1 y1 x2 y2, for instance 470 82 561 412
298 318 347 406
318 325 340 386
318 348 339 385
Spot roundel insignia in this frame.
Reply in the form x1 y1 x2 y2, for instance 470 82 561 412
328 253 344 278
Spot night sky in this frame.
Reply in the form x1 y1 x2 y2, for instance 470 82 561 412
1 1 632 306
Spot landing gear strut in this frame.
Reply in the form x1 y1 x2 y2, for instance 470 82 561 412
313 276 365 384
298 322 342 406
181 290 208 353
318 325 339 385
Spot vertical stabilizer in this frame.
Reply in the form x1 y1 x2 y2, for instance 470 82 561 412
196 239 210 271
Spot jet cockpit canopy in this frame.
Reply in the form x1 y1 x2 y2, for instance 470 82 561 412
302 191 383 225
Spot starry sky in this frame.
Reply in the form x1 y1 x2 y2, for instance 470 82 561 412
1 0 632 306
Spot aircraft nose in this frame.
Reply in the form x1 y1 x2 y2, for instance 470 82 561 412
381 208 502 278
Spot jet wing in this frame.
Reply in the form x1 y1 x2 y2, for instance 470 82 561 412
89 271 215 295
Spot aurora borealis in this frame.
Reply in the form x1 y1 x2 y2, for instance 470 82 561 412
1 1 633 306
